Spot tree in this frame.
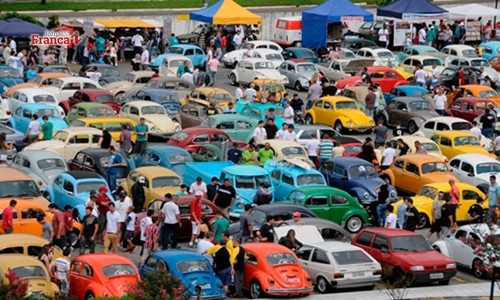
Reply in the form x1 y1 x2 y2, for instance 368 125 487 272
47 15 60 29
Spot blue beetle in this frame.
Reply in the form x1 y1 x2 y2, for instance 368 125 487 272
479 42 500 61
7 103 68 135
128 145 193 176
0 65 23 93
384 85 430 105
150 44 207 70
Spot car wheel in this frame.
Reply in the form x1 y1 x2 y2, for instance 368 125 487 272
407 120 418 134
438 280 450 285
69 230 79 247
472 258 486 279
85 291 95 300
43 191 51 201
334 120 343 133
316 276 330 294
304 115 313 125
417 213 429 229
433 245 441 253
229 73 237 86
249 280 263 299
115 92 125 102
295 81 303 91
346 215 363 233
233 61 238 69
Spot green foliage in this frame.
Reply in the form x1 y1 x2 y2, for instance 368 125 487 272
0 270 29 300
376 0 395 7
127 269 188 300
47 14 60 29
0 12 46 28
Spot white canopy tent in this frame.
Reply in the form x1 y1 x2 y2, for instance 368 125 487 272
447 4 500 17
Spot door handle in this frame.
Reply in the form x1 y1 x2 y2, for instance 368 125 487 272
20 222 27 225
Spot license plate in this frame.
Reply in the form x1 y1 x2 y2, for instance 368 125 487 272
352 272 365 277
286 277 300 283
430 273 444 280
200 283 211 290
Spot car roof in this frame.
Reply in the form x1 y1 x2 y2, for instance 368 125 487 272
0 233 53 244
195 87 231 94
425 116 469 124
449 153 499 163
20 150 65 160
127 70 156 77
395 85 428 91
392 96 429 103
59 127 103 134
0 254 47 269
309 241 362 251
75 117 136 123
135 166 180 177
66 171 103 180
0 199 45 210
75 253 134 265
289 59 311 64
146 145 190 154
14 88 57 96
77 89 113 95
319 96 354 103
256 203 315 216
0 167 36 180
18 103 59 110
395 154 442 164
178 127 227 135
360 228 420 237
154 249 206 261
291 186 346 195
240 57 270 63
460 84 496 91
431 130 475 138
139 88 177 96
454 97 491 103
418 182 483 194
205 114 257 123
34 72 71 79
405 55 441 60
242 242 295 254
443 44 475 50
124 100 163 108
57 76 99 84
75 148 119 158
391 135 436 144
328 156 370 166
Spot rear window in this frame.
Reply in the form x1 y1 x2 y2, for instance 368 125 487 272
451 122 471 130
332 250 373 265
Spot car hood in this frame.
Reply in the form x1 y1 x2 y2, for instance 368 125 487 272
182 271 224 296
392 251 453 266
455 145 491 155
27 278 53 296
104 80 133 90
24 140 64 150
344 59 376 73
350 177 388 197
271 265 306 288
145 115 175 131
0 76 23 87
413 111 439 120
337 109 373 124
254 70 283 80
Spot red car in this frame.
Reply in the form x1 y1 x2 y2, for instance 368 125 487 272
351 228 457 285
133 195 228 244
489 55 500 72
445 97 494 122
242 243 313 299
335 66 408 93
60 89 121 114
69 254 140 299
167 127 247 153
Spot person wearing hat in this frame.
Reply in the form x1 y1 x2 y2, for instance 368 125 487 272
189 191 203 247
132 176 146 212
253 182 273 206
292 211 305 225
207 177 220 202
190 177 207 197
96 185 112 243
240 204 254 243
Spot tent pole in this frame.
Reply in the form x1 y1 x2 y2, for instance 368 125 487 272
496 0 499 24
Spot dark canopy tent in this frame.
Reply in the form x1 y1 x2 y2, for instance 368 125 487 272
302 0 373 49
0 18 46 37
377 0 447 19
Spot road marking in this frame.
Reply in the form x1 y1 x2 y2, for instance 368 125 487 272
453 276 469 284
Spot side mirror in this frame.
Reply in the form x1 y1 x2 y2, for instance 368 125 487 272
380 246 389 253
341 175 348 181
468 173 474 177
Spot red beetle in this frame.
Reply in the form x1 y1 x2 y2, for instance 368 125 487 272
335 66 408 93
60 89 121 115
167 127 247 153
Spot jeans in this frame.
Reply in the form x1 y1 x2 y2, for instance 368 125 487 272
450 204 458 223
53 235 67 249
207 69 216 86
441 226 450 238
162 223 179 249
376 203 387 227
234 269 244 296
58 279 69 295
107 172 117 192
241 235 251 243
435 109 444 116
79 235 96 255
488 207 498 222
482 128 493 139
134 141 147 154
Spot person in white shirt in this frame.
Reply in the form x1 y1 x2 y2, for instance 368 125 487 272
479 67 490 86
8 37 16 53
431 64 440 89
115 191 132 243
197 231 215 264
275 123 288 140
25 114 41 144
181 70 194 84
86 66 102 82
305 132 320 162
6 52 19 71
332 141 345 157
414 65 427 87
380 142 396 170
253 120 267 144
418 26 427 45
378 24 390 48
470 121 482 140
161 194 181 249
235 84 244 99
243 43 255 58
123 206 137 252
103 202 121 254
245 84 257 101
385 204 398 229
140 46 150 70
233 30 244 49
283 101 295 125
139 210 153 256
131 33 144 54
85 193 99 217
190 178 208 196
433 88 447 115
282 124 297 142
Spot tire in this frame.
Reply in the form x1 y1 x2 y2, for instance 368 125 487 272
85 292 95 300
229 73 237 86
334 120 343 133
417 213 429 229
115 92 125 102
233 61 238 68
346 215 363 233
295 81 303 91
407 120 418 134
316 276 330 294
472 258 486 279
304 114 313 125
249 280 263 299
43 191 51 201
438 280 450 285
69 230 79 247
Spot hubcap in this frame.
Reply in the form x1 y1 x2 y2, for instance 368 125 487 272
418 214 427 228
295 82 301 90
305 116 312 125
335 122 342 132
408 122 417 133
251 283 260 298
318 278 327 292
348 217 362 233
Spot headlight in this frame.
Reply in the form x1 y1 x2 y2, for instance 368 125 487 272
410 266 424 271
346 120 352 125
390 191 397 198
369 119 374 124
236 201 244 208
363 192 369 199
174 124 181 132
446 263 456 269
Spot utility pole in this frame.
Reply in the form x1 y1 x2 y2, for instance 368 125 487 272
491 264 500 300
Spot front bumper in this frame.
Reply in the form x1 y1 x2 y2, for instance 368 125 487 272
266 286 314 295
189 293 225 300
411 269 457 283
345 125 374 132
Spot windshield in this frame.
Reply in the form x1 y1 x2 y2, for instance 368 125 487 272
76 181 104 194
168 154 191 164
98 66 119 77
212 93 232 101
102 264 137 277
332 250 373 265
391 235 433 252
297 174 325 185
266 54 282 61
0 68 21 77
169 59 186 67
266 253 298 266
11 266 46 279
282 146 306 156
264 107 284 117
177 260 210 273
168 47 184 54
151 176 182 188
297 64 316 73
263 84 285 91
349 164 377 178
451 122 471 130
422 142 440 152
297 50 315 59
255 61 274 70
35 108 60 118
37 158 66 170
33 94 56 103
0 180 41 197
408 101 431 111
423 50 439 57
470 59 489 67
234 175 270 189
51 79 63 88
171 132 188 140
156 94 178 102
417 186 438 198
441 68 456 78
476 162 500 174
454 136 480 146
29 75 42 83
377 51 394 58
141 106 166 115
479 90 499 98
88 107 115 117
336 101 358 110
422 59 442 66
53 131 68 141
462 49 478 57
421 162 448 174
95 95 115 103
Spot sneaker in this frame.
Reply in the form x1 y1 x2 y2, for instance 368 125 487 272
189 242 193 247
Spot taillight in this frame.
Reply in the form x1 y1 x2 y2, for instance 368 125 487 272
38 181 43 187
333 272 344 279
373 270 383 275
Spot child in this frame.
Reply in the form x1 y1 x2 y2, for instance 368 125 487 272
177 184 189 195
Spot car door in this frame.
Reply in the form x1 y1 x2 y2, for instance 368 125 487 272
194 48 205 66
449 100 462 119
295 246 314 278
319 100 333 126
370 234 392 267
460 101 476 122
329 194 351 224
458 189 483 221
51 176 67 205
65 133 92 159
242 61 254 83
278 62 288 78
399 161 421 193
380 70 400 92
309 248 332 281
19 207 44 236
287 63 298 86
69 261 83 295
69 91 82 107
141 256 162 278
448 159 466 182
304 196 329 220
434 135 453 159
274 172 295 201
18 108 33 133
447 229 474 268
386 101 401 126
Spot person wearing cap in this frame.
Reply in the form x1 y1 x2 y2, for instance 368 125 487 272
161 193 181 249
106 146 122 193
488 175 500 223
292 211 305 225
189 192 203 247
227 142 242 165
240 204 254 243
115 190 132 246
253 182 273 205
207 177 220 202
96 185 112 243
48 204 66 248
132 176 146 212
190 177 208 197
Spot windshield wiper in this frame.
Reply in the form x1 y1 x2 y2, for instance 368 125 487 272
393 247 410 252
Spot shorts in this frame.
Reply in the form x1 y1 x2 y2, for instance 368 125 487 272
98 215 107 233
58 279 69 295
124 230 133 241
216 267 232 286
191 221 199 235
430 220 441 233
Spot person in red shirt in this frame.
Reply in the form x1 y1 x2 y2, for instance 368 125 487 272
96 185 112 243
63 205 74 248
457 67 465 87
449 179 460 226
49 203 66 248
2 200 16 234
189 191 203 248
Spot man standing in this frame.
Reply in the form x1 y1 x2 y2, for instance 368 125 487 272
106 146 122 193
103 202 120 254
161 193 181 249
213 210 229 244
290 94 305 115
123 206 137 253
79 206 98 255
239 204 254 243
189 192 203 247
433 89 447 115
25 114 41 145
53 248 71 296
63 205 74 248
2 199 16 234
397 198 408 229
37 215 53 242
253 120 267 145
378 24 390 48
364 87 376 119
283 101 295 125
276 123 288 140
440 195 453 238
131 176 146 212
245 84 257 101
427 192 443 240
306 80 322 109
385 205 397 228
373 120 388 148
48 203 66 248
318 133 334 164
256 215 274 242
141 216 160 264
305 132 320 163
468 198 486 224
190 177 208 197
119 124 132 154
231 238 246 298
96 186 111 244
139 209 153 256
207 55 220 86
214 179 236 214
134 118 149 154
449 179 460 226
480 108 495 138
404 199 419 232
488 175 500 223
41 116 53 141
227 143 242 164
140 46 150 70
264 118 278 140
131 32 144 55
380 142 396 170
258 142 274 166
207 177 220 202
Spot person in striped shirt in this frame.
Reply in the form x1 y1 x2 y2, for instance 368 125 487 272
317 133 334 163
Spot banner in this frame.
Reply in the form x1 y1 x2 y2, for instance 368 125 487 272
402 13 448 20
83 18 93 35
340 16 365 22
394 21 411 47
163 18 172 43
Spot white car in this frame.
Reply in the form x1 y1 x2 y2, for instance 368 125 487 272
278 60 318 91
356 47 399 67
275 225 381 293
375 135 448 163
229 58 289 85
104 71 162 100
316 58 374 82
448 154 500 193
295 125 342 147
0 95 11 122
445 57 499 82
159 55 192 77
8 88 64 116
221 48 284 69
440 45 478 60
414 116 492 150
119 100 181 137
399 55 445 77
242 40 283 53
41 77 102 101
432 224 498 279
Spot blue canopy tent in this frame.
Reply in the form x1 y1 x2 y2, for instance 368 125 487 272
302 0 373 49
0 18 46 37
377 0 447 20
